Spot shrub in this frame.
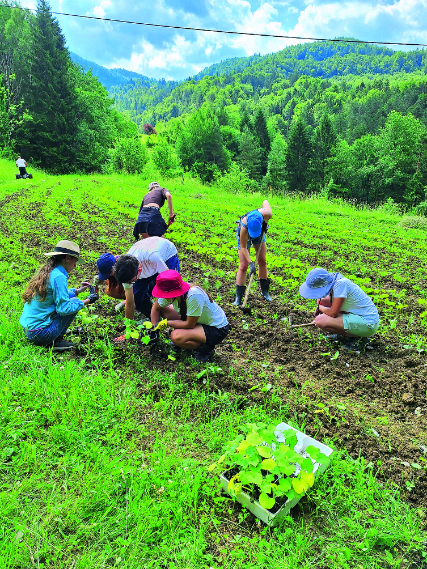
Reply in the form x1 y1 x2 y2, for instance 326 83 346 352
107 137 148 174
397 216 427 230
216 162 257 194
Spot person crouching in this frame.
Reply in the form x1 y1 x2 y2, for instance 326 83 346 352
151 270 230 362
299 268 380 338
19 240 98 351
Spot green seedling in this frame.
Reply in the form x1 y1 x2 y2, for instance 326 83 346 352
209 422 329 510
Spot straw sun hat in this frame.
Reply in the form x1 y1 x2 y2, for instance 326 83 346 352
44 240 83 263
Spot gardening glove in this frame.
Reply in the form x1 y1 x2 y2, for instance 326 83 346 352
87 285 99 304
154 319 168 332
249 261 256 276
261 221 268 235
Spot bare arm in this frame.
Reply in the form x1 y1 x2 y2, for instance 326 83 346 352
167 315 199 329
259 200 272 221
165 192 174 218
124 287 135 320
151 299 162 327
318 297 345 318
239 225 251 264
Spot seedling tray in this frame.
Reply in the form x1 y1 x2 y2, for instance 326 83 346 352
220 422 334 526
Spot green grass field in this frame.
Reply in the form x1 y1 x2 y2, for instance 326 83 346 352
0 158 426 568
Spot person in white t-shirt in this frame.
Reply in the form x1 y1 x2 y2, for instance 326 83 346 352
299 267 380 337
112 237 180 320
16 156 28 176
151 270 230 362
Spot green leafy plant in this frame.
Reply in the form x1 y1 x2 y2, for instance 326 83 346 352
124 318 153 344
209 422 329 510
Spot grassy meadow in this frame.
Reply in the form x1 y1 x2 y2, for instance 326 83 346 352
0 158 426 569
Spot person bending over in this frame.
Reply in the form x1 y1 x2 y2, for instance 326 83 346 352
113 236 180 320
232 200 273 306
133 181 175 240
16 156 28 177
96 253 125 300
151 270 229 362
299 268 380 338
20 240 98 351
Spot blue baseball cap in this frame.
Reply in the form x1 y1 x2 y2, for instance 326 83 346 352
97 252 116 280
299 268 334 299
247 210 263 238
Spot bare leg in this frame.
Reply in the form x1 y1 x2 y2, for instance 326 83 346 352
171 324 207 350
253 242 267 280
236 248 249 286
314 314 356 337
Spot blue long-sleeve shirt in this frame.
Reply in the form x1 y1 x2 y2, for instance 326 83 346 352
20 265 84 331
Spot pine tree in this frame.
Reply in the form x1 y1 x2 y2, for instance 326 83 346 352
284 118 313 192
240 110 253 133
254 108 271 153
237 126 263 181
253 108 270 176
265 134 287 193
312 113 337 188
17 0 77 171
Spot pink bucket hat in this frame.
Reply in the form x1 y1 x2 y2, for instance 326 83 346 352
152 270 190 299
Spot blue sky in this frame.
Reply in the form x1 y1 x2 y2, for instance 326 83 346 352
21 0 427 80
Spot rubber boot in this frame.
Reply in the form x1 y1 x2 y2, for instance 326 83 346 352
232 285 246 306
260 279 272 302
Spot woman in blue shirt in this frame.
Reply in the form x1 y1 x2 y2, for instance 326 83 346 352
20 240 98 351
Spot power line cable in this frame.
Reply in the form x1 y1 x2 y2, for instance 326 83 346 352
7 5 427 48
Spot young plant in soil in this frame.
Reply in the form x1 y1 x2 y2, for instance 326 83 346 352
124 318 152 344
209 422 330 511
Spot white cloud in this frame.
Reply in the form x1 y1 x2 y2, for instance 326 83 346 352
90 1 112 19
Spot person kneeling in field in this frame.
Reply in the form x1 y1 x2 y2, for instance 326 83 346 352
151 270 230 363
299 268 380 338
20 240 98 351
233 200 273 305
113 237 180 320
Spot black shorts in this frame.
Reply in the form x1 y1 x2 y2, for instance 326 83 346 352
201 324 230 350
133 274 157 317
133 207 167 239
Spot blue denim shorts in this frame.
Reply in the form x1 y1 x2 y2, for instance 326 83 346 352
236 223 266 250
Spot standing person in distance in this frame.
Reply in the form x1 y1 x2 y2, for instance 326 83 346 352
299 268 380 338
15 156 28 177
113 236 180 320
19 240 98 351
133 181 176 240
232 200 273 305
151 270 230 362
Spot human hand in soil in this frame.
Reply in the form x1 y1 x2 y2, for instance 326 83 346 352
154 319 168 332
75 281 91 295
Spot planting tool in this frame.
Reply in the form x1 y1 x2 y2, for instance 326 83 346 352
288 313 315 329
240 231 266 314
